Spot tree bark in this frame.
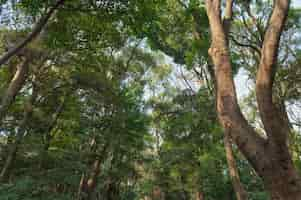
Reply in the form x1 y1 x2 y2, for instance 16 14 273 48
224 130 248 200
206 0 267 172
261 143 301 199
0 0 65 67
78 159 102 200
0 58 30 124
255 0 291 145
195 191 204 200
77 144 108 200
205 0 301 199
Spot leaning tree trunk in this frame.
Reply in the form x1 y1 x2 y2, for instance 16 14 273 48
205 0 301 199
224 130 248 200
0 58 29 124
0 0 65 67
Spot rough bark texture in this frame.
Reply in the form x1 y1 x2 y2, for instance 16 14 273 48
0 0 65 67
205 0 301 199
255 0 291 146
206 0 267 172
224 130 248 200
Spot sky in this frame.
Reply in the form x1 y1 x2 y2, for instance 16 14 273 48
236 0 301 98
292 0 301 8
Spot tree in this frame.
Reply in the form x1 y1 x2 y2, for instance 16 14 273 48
205 0 301 199
0 0 300 199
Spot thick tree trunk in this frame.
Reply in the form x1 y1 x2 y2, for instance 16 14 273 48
224 130 248 200
205 0 301 199
251 0 301 197
260 144 301 200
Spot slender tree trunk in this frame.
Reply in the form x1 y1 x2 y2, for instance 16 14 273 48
195 191 204 200
0 137 19 182
77 144 108 200
152 186 164 200
0 58 29 124
224 130 248 200
77 173 86 200
106 181 117 200
0 89 36 182
78 159 102 200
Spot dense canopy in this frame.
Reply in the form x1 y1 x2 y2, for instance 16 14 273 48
0 0 300 200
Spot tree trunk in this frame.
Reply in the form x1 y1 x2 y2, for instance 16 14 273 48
205 0 301 199
224 130 248 200
0 58 29 124
77 159 101 200
152 186 164 200
260 144 301 200
195 191 204 200
77 144 108 200
0 0 65 67
0 87 37 183
0 138 19 182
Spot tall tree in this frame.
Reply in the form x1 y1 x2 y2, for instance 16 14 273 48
205 0 301 199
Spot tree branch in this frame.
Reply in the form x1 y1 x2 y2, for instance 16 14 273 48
229 34 261 55
255 0 290 144
205 0 267 171
0 0 65 68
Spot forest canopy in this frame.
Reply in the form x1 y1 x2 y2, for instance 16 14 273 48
0 0 300 200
